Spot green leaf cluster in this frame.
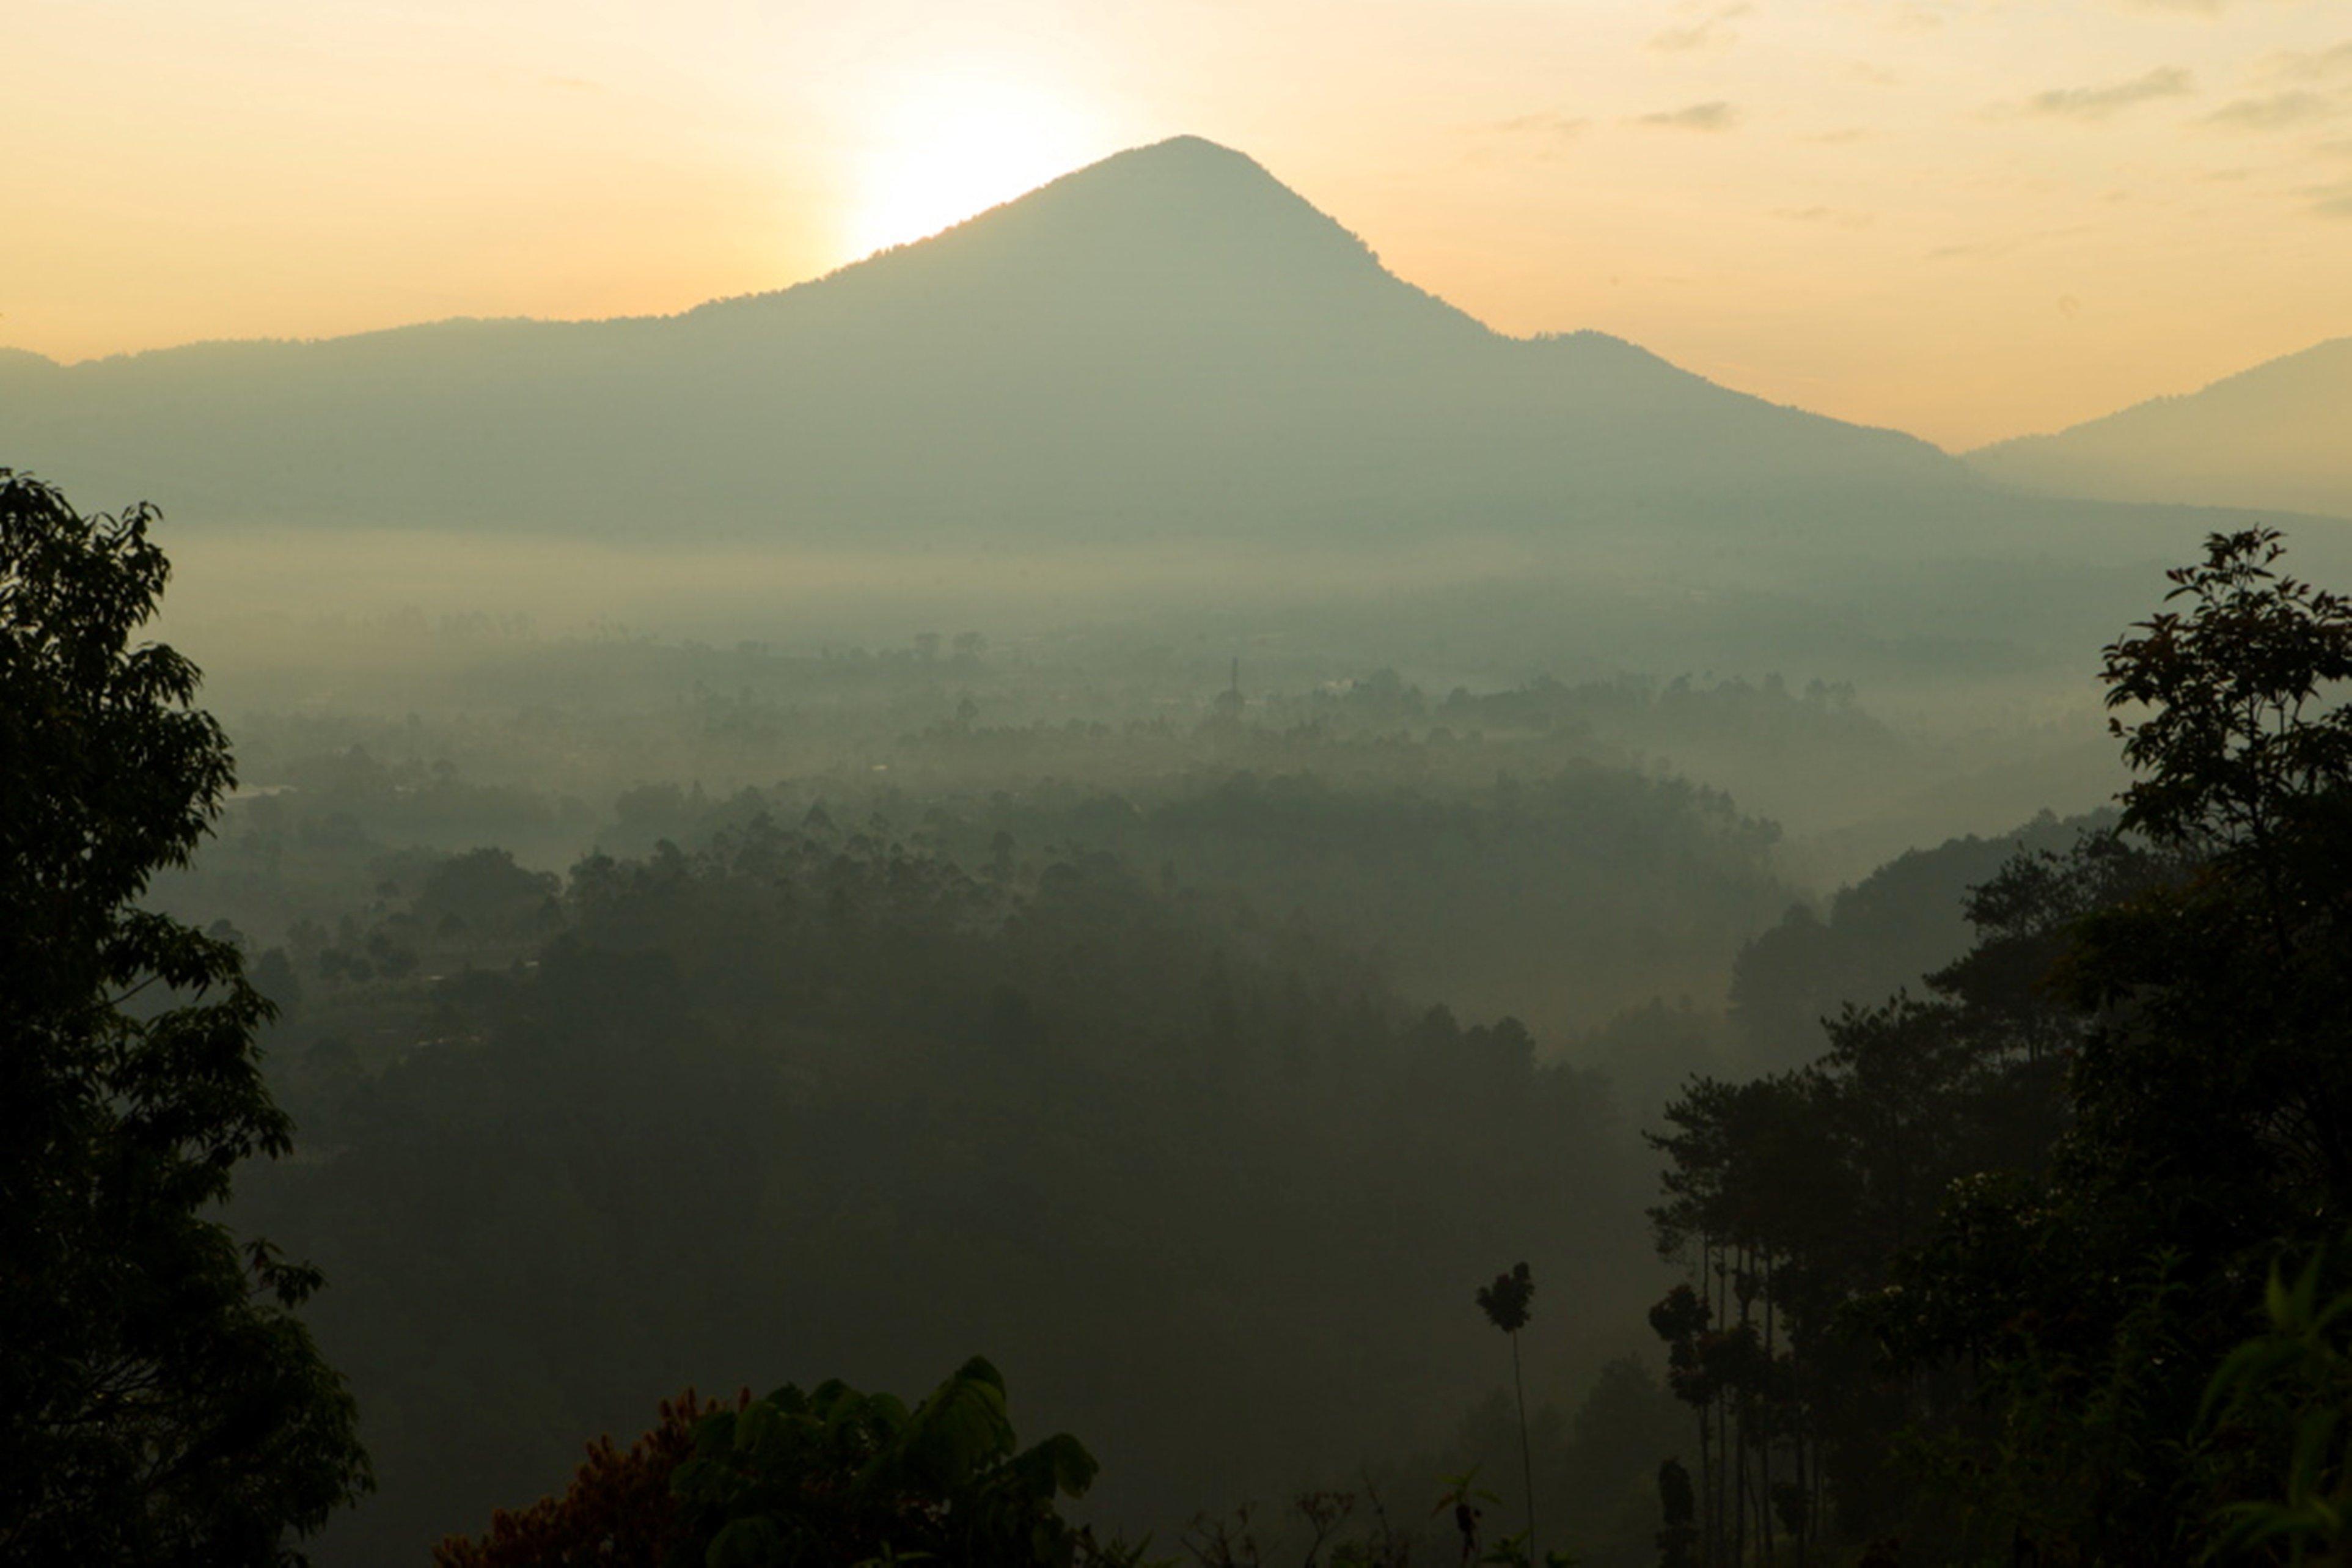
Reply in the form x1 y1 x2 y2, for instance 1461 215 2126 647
2204 1247 2352 1564
672 1358 1103 1568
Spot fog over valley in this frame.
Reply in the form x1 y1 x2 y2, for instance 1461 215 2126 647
8 48 2352 1568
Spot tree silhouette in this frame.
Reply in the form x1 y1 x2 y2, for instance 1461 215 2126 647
1478 1262 1538 1560
1859 528 2352 1558
2102 526 2352 861
0 471 368 1562
1633 529 2352 1557
1654 1459 1696 1568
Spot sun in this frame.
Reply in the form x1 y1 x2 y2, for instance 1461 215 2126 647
842 73 1109 260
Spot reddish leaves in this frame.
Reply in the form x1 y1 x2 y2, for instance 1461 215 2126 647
433 1388 747 1568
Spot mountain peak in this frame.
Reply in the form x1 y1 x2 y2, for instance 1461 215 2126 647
1076 134 1301 198
690 130 1472 342
1107 133 1268 168
910 132 1376 271
962 134 1306 220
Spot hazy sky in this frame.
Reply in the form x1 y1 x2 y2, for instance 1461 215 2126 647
6 0 2349 448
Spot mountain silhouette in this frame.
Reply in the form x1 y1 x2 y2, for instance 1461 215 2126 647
1969 337 2352 522
2 136 1971 544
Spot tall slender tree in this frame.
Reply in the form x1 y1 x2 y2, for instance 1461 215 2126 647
1478 1262 1538 1559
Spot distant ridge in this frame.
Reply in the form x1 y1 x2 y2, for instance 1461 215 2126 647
0 136 1997 549
1969 337 2352 522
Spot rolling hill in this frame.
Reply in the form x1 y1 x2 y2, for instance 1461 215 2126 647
1969 337 2352 523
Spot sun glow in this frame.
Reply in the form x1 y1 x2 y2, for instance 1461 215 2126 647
841 73 1111 261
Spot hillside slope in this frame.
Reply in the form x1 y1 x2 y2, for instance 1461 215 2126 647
1970 338 2352 522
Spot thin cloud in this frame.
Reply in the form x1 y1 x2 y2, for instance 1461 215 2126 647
2308 178 2352 218
2204 90 2345 131
2259 42 2352 84
1649 21 1717 50
2021 67 2194 121
1638 101 1742 131
1650 4 1752 53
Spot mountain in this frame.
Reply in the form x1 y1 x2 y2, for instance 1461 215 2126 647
1 137 1971 546
1968 337 2352 522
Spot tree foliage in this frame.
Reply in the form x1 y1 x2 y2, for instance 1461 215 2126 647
438 1360 1114 1568
2202 1243 2352 1565
1477 1266 1535 1337
0 471 368 1563
1865 531 2352 1558
432 1390 742 1568
1644 529 2352 1561
2102 527 2352 859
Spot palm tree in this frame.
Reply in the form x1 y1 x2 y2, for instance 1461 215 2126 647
1478 1262 1537 1561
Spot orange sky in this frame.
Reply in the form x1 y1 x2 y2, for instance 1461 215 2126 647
5 0 2350 449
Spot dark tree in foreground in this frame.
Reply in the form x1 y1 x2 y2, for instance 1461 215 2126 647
1868 529 2352 1559
0 471 368 1563
1654 1459 1696 1568
1644 529 2352 1561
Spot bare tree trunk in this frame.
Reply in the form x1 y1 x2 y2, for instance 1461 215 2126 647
1713 1242 1728 1568
1512 1330 1536 1563
1734 1247 1749 1568
1790 1286 1808 1568
1760 1254 1776 1565
1703 1237 1720 1568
